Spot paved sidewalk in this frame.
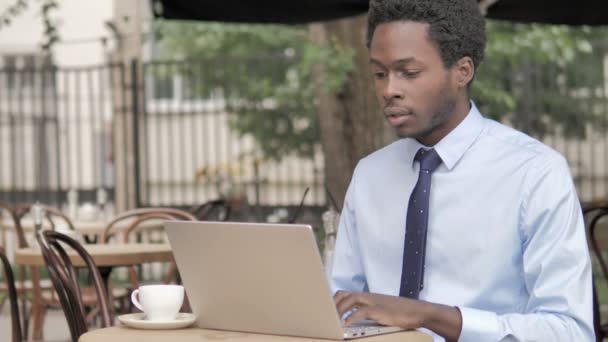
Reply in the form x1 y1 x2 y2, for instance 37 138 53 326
0 304 70 342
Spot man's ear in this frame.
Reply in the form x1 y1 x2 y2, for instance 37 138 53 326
453 56 475 88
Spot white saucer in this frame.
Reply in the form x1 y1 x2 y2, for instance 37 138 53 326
118 313 196 330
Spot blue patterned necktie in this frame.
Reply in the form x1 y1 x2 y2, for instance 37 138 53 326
399 148 442 299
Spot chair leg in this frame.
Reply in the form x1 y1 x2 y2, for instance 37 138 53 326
85 306 101 327
18 267 30 340
163 263 178 284
592 277 603 342
30 303 46 341
20 295 30 341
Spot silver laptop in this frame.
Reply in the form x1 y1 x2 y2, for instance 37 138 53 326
165 221 405 340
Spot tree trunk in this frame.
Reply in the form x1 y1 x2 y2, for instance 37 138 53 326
310 15 393 210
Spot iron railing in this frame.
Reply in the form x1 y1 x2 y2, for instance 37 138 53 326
1 51 607 214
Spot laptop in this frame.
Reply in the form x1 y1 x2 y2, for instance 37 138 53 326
165 221 405 340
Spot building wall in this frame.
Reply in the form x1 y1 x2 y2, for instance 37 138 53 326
0 0 113 67
0 0 115 207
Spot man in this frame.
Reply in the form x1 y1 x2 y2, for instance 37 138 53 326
330 0 594 341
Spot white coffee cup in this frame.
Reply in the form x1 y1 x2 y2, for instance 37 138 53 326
130 285 184 321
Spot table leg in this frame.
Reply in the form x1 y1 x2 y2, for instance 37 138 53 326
29 266 44 341
18 265 30 341
98 266 114 318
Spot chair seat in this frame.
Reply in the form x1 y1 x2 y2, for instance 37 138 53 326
0 278 54 292
41 286 129 304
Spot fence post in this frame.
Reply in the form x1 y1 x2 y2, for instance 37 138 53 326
131 58 142 208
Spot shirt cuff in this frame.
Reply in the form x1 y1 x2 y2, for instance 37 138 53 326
457 306 500 342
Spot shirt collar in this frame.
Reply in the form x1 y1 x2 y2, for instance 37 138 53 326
404 101 485 171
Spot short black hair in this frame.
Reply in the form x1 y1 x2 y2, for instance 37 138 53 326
367 0 486 71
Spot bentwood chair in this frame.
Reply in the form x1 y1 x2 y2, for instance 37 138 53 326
101 207 196 243
13 202 123 340
1 246 24 342
14 202 77 234
0 202 24 316
1 201 60 340
190 199 231 221
36 230 112 342
585 205 608 342
13 203 80 340
100 208 196 310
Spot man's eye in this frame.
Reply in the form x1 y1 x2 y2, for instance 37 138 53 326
400 70 421 78
404 70 420 78
373 71 386 79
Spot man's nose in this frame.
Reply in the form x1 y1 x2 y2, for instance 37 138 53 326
382 75 403 101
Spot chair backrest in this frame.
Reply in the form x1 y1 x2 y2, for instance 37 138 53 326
14 203 76 248
36 230 112 342
0 246 23 342
122 212 184 243
0 201 25 248
588 206 608 280
101 207 196 243
190 199 231 221
584 205 608 342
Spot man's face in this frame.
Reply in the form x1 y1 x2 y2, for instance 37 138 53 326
370 21 461 146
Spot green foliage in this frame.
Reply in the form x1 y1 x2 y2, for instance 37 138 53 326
40 0 60 53
474 21 608 138
157 20 608 155
0 0 60 53
155 21 354 161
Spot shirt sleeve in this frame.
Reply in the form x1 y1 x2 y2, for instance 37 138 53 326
330 165 367 295
458 154 595 342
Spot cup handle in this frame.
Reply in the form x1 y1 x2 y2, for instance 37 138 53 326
130 289 144 312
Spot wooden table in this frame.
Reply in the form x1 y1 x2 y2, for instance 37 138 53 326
79 326 432 342
15 243 173 267
1 217 162 238
15 243 173 341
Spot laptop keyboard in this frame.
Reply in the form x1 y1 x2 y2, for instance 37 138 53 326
343 323 389 337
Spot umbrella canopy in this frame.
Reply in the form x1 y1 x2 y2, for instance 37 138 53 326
151 0 367 24
152 0 608 26
487 0 608 26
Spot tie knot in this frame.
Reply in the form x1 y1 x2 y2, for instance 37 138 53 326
414 148 442 172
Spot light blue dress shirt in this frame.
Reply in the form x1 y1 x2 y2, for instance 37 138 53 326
329 102 594 341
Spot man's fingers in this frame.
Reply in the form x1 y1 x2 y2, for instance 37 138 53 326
336 292 360 317
333 290 351 314
343 306 372 326
336 292 378 319
333 290 350 303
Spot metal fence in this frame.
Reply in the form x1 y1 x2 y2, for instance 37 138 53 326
0 56 326 219
139 57 325 211
0 63 118 209
0 50 607 215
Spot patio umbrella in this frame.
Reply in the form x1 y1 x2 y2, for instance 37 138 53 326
152 0 608 26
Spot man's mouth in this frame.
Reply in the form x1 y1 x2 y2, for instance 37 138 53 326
384 108 413 126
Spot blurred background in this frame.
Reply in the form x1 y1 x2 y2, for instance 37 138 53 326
0 0 607 340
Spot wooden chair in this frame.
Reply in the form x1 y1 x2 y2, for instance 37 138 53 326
101 207 196 243
0 202 22 314
12 202 121 340
100 208 196 310
190 199 231 221
14 202 77 234
1 201 58 340
585 205 608 342
0 246 24 342
35 230 112 342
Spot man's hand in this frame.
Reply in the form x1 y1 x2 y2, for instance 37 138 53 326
334 291 427 328
333 290 462 342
